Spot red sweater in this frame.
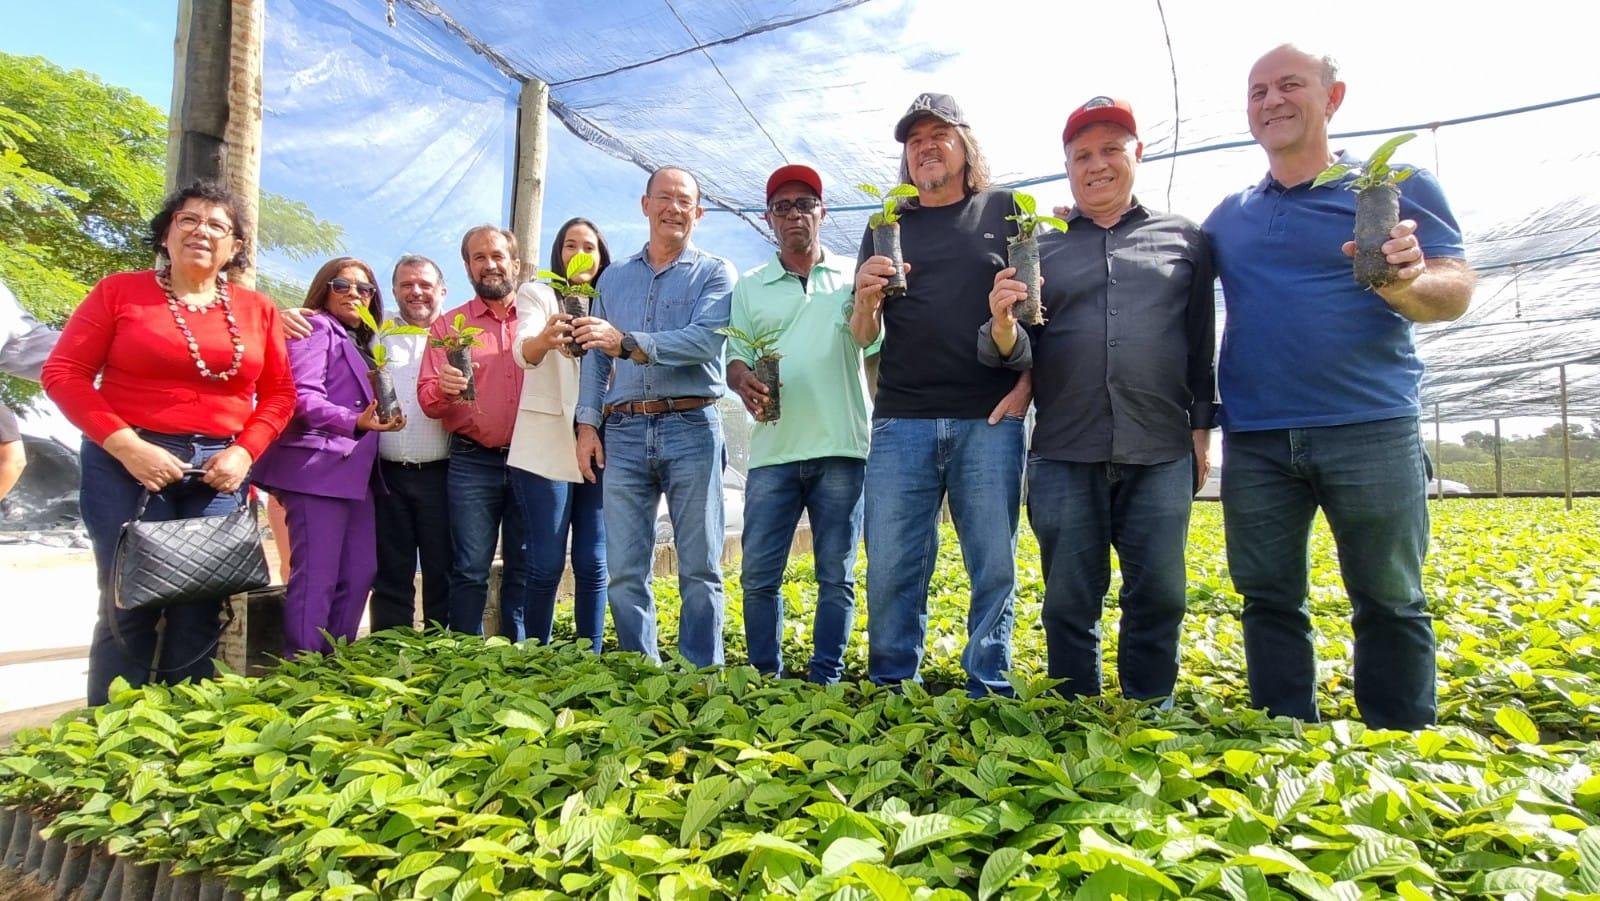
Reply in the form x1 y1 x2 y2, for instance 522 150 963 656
41 270 296 460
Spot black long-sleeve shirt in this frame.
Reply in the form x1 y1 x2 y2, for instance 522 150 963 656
979 201 1216 465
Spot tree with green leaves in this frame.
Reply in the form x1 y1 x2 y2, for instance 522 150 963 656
0 51 344 409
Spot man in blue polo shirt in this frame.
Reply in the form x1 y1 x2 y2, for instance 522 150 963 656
1204 44 1476 729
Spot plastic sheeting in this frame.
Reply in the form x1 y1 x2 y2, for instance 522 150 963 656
259 0 1600 422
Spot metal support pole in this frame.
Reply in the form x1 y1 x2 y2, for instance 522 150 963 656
1493 418 1503 496
1434 403 1443 500
1560 365 1573 510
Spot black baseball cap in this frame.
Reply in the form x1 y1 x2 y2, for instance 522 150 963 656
894 93 969 143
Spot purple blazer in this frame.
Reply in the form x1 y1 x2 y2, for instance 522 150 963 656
252 312 379 501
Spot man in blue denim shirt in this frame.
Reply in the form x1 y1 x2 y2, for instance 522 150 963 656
574 166 736 666
1204 45 1475 729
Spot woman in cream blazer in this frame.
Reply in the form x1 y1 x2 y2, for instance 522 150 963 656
506 218 611 649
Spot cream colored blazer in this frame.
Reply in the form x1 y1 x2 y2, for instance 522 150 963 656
508 281 583 483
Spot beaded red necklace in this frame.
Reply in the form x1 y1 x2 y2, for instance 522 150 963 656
156 268 245 382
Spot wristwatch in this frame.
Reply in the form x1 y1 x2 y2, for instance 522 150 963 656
619 332 640 359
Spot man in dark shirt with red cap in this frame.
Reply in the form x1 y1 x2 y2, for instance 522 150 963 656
980 96 1217 703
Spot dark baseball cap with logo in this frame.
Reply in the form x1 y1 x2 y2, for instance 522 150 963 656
1063 96 1138 144
894 93 969 143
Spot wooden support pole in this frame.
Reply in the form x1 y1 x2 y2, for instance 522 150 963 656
510 79 550 283
167 0 264 288
1493 417 1503 496
1560 365 1573 510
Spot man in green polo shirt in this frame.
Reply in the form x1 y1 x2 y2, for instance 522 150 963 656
728 163 878 683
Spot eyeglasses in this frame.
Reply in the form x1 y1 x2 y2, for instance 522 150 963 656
329 277 377 299
768 198 821 217
172 212 234 238
649 193 697 211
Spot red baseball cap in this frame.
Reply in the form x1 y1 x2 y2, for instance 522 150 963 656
1063 96 1138 144
766 164 823 203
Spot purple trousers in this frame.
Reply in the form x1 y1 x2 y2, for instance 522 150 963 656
278 488 376 657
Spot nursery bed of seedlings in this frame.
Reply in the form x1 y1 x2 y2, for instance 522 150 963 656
2 498 1597 899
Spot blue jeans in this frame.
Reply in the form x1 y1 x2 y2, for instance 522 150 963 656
864 416 1025 696
1222 416 1434 729
740 456 865 683
1027 457 1193 701
80 433 247 706
445 436 527 635
506 466 607 650
602 405 725 666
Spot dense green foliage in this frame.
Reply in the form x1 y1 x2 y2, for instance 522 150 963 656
0 52 343 408
1431 425 1600 493
3 499 1598 899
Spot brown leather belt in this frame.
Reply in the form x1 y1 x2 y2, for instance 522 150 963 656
605 396 715 416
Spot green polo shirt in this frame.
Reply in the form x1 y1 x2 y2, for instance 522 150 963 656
729 249 880 469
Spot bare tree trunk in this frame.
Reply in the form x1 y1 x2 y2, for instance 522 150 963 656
168 0 264 288
511 79 550 284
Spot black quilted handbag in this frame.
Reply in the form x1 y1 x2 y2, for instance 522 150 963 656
108 469 269 669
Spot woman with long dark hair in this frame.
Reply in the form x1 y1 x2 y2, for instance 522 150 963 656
251 257 404 656
504 218 612 649
42 182 297 704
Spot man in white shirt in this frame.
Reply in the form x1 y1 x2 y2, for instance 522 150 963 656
0 279 59 502
369 255 454 630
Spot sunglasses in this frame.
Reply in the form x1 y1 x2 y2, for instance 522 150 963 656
329 277 378 299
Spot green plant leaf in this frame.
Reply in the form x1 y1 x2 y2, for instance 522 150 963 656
1312 164 1353 188
680 774 736 845
1493 706 1539 744
565 252 596 282
1014 192 1037 216
822 836 883 875
978 847 1029 900
414 865 461 896
1335 837 1421 881
848 862 913 901
888 184 919 198
893 812 979 858
1366 132 1417 172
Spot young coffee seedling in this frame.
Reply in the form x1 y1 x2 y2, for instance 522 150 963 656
537 251 600 358
716 325 784 422
1312 132 1418 288
429 312 486 401
1004 191 1070 325
354 304 427 422
859 182 919 298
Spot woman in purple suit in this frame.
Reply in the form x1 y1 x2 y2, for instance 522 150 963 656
253 258 404 656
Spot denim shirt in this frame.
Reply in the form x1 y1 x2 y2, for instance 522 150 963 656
576 242 735 428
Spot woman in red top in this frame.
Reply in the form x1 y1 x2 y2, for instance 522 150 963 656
42 182 295 706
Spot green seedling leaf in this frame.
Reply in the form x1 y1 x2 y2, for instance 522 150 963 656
1007 190 1068 242
1366 132 1417 171
1311 164 1354 188
1577 828 1600 893
1493 706 1539 744
848 862 914 901
822 836 884 875
978 847 1029 900
414 865 461 896
1313 133 1417 192
893 812 979 858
